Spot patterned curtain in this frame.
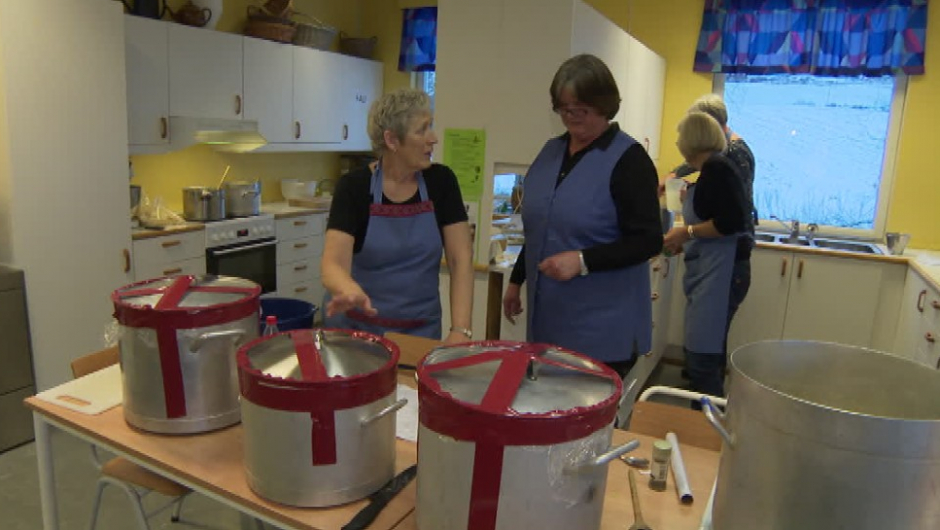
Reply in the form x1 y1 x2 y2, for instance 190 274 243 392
694 0 929 76
399 7 438 72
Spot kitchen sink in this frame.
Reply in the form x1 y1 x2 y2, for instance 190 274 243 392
811 239 880 254
753 233 777 243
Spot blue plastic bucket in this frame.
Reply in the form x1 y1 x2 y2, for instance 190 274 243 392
259 298 317 333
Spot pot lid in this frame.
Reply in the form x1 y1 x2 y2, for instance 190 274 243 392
241 329 397 383
418 341 620 415
113 275 259 310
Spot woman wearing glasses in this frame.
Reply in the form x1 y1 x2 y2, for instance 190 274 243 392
502 54 662 377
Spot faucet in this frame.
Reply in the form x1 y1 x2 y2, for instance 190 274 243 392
770 215 800 243
805 223 819 244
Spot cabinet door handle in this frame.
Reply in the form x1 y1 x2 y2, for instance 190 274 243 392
163 267 183 275
235 94 242 115
161 240 182 248
651 292 660 301
652 263 661 272
643 137 650 151
780 258 788 277
918 290 928 312
294 121 301 140
932 300 940 310
293 265 308 272
796 259 805 279
293 242 308 249
293 220 308 226
342 124 348 140
122 249 131 273
926 332 936 344
294 286 308 293
160 117 168 139
662 258 670 278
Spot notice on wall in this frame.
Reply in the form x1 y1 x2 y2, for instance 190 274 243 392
443 128 486 202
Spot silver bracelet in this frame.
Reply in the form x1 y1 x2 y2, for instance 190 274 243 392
450 326 472 339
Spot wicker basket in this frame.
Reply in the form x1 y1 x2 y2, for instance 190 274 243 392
339 32 377 59
292 13 337 50
245 6 295 44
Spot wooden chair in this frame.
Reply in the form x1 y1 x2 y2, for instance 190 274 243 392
626 386 726 451
71 346 191 530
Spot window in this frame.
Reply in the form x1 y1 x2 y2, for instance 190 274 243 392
717 74 905 237
492 172 522 215
413 71 436 109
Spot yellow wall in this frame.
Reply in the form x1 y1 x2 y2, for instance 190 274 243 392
361 0 438 93
132 0 364 211
588 0 940 249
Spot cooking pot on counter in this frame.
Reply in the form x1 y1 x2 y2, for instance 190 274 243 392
183 186 225 221
704 341 940 530
225 181 260 217
238 328 405 507
112 275 261 434
416 341 637 530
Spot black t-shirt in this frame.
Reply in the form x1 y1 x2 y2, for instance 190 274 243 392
327 163 469 253
692 153 749 238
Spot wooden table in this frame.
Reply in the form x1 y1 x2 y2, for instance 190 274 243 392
26 333 719 530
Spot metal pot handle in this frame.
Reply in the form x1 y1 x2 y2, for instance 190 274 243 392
360 399 408 427
563 439 640 475
190 329 247 351
701 397 734 448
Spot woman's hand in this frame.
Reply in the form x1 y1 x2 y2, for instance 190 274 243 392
538 251 581 282
325 285 376 318
663 226 689 256
503 283 524 324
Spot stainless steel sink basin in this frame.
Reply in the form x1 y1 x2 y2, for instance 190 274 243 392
754 233 777 243
811 239 880 254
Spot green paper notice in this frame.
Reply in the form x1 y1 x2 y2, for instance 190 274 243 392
443 129 485 202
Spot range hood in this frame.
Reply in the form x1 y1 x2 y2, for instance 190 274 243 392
169 116 267 153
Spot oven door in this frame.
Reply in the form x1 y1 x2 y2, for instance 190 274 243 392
206 237 277 293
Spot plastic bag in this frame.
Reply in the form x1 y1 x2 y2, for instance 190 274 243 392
137 193 185 228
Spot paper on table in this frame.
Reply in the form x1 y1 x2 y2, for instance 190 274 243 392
35 364 122 415
396 384 419 442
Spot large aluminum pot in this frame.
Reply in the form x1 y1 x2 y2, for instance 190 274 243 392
416 341 636 530
238 328 404 507
225 180 260 217
704 341 940 530
112 275 260 434
182 186 225 221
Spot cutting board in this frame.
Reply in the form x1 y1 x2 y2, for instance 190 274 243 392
35 364 122 415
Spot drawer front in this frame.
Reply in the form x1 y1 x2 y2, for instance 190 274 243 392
276 235 322 265
135 256 206 282
133 231 205 269
276 214 326 242
0 385 35 450
278 278 324 309
277 259 320 290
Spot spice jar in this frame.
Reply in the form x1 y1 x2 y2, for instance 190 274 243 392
649 439 673 491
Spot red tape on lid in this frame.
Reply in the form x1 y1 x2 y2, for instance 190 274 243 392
237 329 400 466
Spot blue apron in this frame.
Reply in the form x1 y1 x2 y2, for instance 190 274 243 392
327 167 443 339
522 132 652 363
681 183 738 353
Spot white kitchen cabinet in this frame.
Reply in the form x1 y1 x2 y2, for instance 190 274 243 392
132 231 206 282
894 268 940 368
243 37 294 144
274 214 326 309
622 38 666 159
340 54 383 151
124 15 169 151
727 248 906 352
168 24 243 120
293 46 344 144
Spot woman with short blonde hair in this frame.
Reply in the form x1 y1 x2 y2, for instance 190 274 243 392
663 111 750 401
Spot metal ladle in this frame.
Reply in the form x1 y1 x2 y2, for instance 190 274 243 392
628 469 653 530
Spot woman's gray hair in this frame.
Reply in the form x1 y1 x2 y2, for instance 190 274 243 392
689 93 728 129
368 88 432 155
676 111 727 160
550 54 620 120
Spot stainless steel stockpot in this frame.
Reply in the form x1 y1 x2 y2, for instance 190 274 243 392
224 181 260 217
704 341 940 530
111 275 260 434
237 329 404 507
416 341 636 530
182 186 225 221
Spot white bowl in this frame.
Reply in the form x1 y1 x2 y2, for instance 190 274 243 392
280 179 305 200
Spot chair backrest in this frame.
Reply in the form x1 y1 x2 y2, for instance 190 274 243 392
628 400 722 452
71 345 120 379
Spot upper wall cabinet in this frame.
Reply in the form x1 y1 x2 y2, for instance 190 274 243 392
621 38 666 159
340 53 383 152
168 24 244 120
125 15 169 152
243 37 293 144
293 46 345 144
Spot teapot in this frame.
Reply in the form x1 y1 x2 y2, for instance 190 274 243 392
166 0 211 28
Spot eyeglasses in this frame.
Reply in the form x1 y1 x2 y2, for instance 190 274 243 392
554 105 592 119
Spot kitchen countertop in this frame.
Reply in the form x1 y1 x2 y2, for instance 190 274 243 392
130 222 204 241
261 202 329 219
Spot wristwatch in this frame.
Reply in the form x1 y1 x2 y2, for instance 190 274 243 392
578 251 589 276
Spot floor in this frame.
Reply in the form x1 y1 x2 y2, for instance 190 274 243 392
0 363 690 530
